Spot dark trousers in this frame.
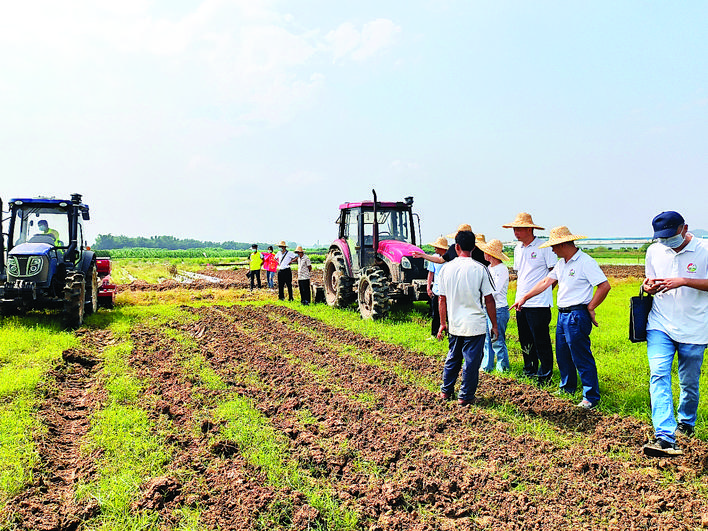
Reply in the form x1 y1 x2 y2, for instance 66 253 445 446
430 294 440 336
516 307 554 383
249 270 261 289
440 334 486 401
278 268 293 301
556 309 600 405
298 279 311 305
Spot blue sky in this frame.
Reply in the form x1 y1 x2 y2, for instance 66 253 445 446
1 1 706 247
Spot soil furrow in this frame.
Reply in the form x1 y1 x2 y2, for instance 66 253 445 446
179 304 708 530
0 329 109 531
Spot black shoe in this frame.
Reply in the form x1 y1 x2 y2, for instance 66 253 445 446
457 398 475 407
643 438 683 457
676 422 695 438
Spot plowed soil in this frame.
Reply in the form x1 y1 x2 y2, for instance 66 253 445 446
6 300 707 530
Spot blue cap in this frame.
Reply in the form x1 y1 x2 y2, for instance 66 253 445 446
652 211 685 238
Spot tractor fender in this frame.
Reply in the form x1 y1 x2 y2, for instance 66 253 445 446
78 251 97 275
329 240 354 277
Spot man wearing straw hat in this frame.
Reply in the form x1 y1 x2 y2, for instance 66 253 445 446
511 226 611 409
413 224 489 267
477 239 511 373
294 246 313 305
425 236 449 339
503 212 557 385
275 241 298 301
437 230 498 406
641 211 708 457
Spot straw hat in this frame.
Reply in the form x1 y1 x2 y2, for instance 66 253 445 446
294 245 304 253
502 212 544 230
277 240 287 247
446 223 473 238
475 233 486 244
427 236 449 250
477 239 510 261
539 226 586 248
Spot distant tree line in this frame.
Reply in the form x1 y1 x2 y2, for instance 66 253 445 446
93 234 271 251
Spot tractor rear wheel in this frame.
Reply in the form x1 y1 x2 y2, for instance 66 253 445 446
85 263 98 315
63 272 86 329
324 251 355 308
358 267 390 320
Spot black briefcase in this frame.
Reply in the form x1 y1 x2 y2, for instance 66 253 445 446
629 288 653 343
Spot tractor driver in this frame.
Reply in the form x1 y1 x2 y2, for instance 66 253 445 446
37 220 61 244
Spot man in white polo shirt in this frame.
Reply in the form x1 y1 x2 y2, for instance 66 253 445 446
503 212 557 385
437 231 498 406
512 226 610 410
641 211 708 458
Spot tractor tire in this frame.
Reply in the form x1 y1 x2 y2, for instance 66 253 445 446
63 272 86 329
85 263 98 315
357 267 390 320
323 251 355 308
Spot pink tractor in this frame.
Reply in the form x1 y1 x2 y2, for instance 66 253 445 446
324 190 430 319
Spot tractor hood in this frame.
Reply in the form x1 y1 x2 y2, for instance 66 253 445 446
9 242 53 257
378 240 424 262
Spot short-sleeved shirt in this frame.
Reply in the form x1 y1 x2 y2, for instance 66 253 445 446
275 250 297 270
646 236 708 344
488 263 509 309
297 254 312 280
514 237 557 307
548 250 607 307
437 256 494 337
426 259 444 296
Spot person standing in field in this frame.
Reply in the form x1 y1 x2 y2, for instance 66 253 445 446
275 241 297 301
511 226 610 409
425 236 449 340
248 244 263 290
262 245 278 289
437 231 498 406
477 239 511 373
294 246 312 305
503 212 557 385
641 211 708 458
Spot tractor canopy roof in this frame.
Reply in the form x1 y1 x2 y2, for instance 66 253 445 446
10 196 90 216
339 201 409 210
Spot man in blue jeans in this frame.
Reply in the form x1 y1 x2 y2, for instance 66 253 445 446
512 226 611 410
437 231 497 406
642 211 708 457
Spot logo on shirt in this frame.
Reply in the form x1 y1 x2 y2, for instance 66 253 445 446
530 252 537 259
687 263 697 273
568 268 576 277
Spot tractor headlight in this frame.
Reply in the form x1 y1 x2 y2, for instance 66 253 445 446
8 256 20 277
27 256 44 276
401 256 412 269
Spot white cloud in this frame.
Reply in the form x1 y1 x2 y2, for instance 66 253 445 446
326 19 401 63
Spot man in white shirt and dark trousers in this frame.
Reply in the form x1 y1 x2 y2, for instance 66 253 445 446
437 231 498 406
512 226 611 410
642 211 708 458
503 212 557 385
275 241 297 301
294 246 312 305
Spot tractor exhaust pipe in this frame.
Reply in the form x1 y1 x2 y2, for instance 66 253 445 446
0 198 4 275
372 189 379 253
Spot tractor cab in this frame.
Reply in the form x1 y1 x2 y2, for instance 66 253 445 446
337 200 416 272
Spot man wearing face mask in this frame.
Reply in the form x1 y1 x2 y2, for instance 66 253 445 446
641 211 708 458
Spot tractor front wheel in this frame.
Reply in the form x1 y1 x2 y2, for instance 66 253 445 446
63 272 86 329
324 251 355 308
358 267 390 320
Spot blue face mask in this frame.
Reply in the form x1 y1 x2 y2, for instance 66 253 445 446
658 233 685 249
